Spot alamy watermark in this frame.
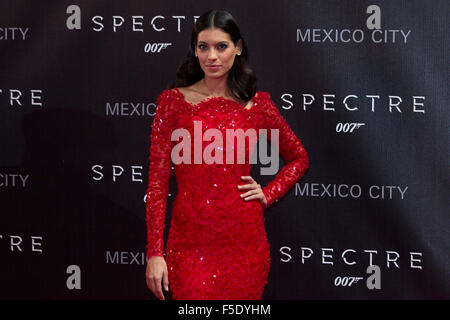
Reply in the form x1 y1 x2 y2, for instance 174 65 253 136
169 120 280 175
334 265 382 289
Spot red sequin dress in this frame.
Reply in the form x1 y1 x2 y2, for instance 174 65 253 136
146 87 309 300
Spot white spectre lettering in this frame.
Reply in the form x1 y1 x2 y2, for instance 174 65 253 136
280 93 425 113
279 246 422 270
65 5 194 33
91 165 144 182
0 89 43 107
0 234 43 253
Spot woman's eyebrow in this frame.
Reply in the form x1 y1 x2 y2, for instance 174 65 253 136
198 40 229 44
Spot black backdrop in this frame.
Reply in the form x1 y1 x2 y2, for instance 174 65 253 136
0 0 448 299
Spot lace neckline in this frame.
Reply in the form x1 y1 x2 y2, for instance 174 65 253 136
172 87 259 112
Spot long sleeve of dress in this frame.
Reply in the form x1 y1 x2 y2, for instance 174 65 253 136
260 94 309 209
145 89 175 259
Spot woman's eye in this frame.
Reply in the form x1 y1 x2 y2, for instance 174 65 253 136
198 44 227 50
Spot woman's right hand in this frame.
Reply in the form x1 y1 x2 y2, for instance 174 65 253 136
146 255 169 300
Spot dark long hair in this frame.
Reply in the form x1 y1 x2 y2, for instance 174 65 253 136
167 9 257 102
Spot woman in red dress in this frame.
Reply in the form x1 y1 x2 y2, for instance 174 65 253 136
145 9 309 300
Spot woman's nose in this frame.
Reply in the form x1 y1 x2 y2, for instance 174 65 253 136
208 49 218 59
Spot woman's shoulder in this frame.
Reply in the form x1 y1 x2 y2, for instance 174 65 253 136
158 86 197 100
159 87 180 97
253 91 273 110
253 91 281 119
254 90 271 101
156 87 182 105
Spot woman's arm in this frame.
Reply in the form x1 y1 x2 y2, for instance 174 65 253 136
145 89 175 258
260 94 309 208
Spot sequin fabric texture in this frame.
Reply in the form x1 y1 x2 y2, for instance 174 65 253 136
146 87 309 299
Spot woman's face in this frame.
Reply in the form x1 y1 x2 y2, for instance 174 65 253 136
195 28 242 79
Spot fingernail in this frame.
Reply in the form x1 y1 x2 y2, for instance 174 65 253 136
165 285 169 291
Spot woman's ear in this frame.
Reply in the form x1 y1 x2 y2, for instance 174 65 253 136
236 39 243 55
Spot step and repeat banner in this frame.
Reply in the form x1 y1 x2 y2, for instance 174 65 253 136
0 0 448 299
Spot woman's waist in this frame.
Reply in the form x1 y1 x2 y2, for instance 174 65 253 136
171 190 263 226
168 209 266 247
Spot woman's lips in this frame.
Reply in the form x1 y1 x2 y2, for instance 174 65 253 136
207 65 221 70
